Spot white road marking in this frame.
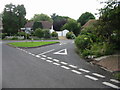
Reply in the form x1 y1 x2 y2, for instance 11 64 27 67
92 73 105 78
31 54 35 56
38 49 55 55
36 55 40 58
59 43 66 45
69 65 77 68
41 58 46 60
102 82 120 89
110 79 120 83
53 49 67 55
53 59 59 62
79 68 90 73
41 55 47 57
53 62 60 66
46 60 53 63
85 75 98 81
61 66 70 69
47 57 52 59
71 70 82 74
61 62 68 65
28 52 32 54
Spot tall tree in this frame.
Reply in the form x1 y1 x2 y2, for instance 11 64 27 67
96 0 120 48
51 13 69 31
31 13 53 22
61 19 81 36
15 5 26 29
77 12 95 26
2 3 26 35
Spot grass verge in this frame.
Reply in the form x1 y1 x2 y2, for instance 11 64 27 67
8 41 59 47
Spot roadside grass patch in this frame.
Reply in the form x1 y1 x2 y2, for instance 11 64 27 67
8 41 59 47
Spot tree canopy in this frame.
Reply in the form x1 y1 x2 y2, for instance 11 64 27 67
2 3 26 35
31 13 53 22
77 12 95 26
61 19 81 36
51 13 69 31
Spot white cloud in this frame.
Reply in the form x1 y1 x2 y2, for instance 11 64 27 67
0 0 105 20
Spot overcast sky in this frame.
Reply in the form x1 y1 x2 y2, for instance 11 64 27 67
0 0 106 20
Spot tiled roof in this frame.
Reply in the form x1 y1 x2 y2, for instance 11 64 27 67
25 21 34 28
40 21 52 29
82 19 96 28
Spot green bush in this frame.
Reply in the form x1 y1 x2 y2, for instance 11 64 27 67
75 35 91 51
43 29 51 38
66 32 75 39
51 32 58 37
35 28 44 38
0 33 7 39
90 42 114 57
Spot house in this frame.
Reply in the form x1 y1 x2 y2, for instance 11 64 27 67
0 20 3 33
40 21 52 29
81 19 97 30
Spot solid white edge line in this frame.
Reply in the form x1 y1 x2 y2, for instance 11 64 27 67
102 82 120 89
71 70 82 74
110 79 120 83
61 66 70 69
85 75 98 81
92 73 105 78
53 62 60 66
79 68 90 73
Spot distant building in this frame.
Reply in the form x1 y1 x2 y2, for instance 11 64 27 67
81 19 97 30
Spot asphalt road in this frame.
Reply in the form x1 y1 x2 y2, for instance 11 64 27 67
2 40 120 89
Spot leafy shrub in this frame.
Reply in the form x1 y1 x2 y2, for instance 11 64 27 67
17 32 26 36
75 35 91 51
51 32 58 37
35 28 44 38
90 42 114 57
0 33 7 39
66 32 75 39
11 37 18 40
43 29 51 38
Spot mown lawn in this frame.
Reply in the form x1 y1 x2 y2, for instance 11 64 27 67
8 41 59 47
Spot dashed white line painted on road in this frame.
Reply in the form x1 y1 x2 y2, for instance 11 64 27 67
41 55 47 57
102 82 120 89
61 62 68 65
36 55 40 58
28 52 32 54
38 49 55 55
61 66 70 69
71 70 82 75
92 73 105 78
47 57 52 59
53 59 59 62
69 64 77 68
31 54 35 56
79 68 90 73
53 62 60 66
110 79 120 83
85 75 98 81
46 60 53 63
41 58 46 60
